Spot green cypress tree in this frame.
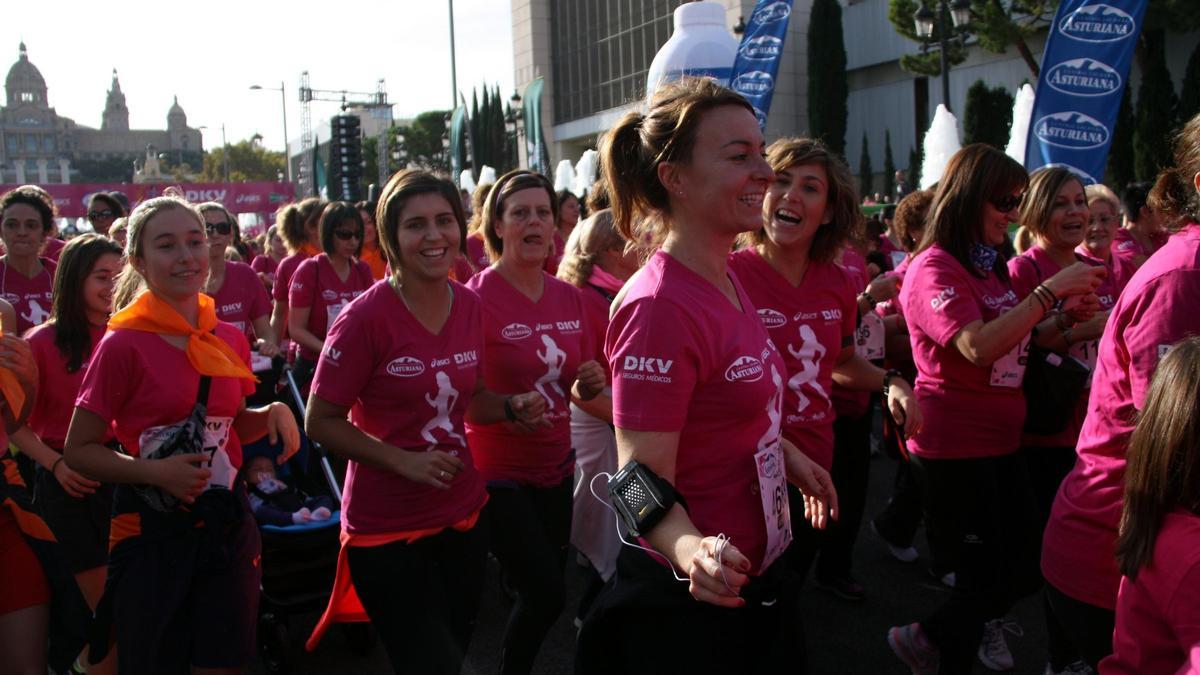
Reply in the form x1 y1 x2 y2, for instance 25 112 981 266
964 80 1013 148
859 133 874 197
808 0 849 156
883 130 896 198
1107 85 1136 189
1133 29 1179 181
908 145 923 191
1178 42 1200 125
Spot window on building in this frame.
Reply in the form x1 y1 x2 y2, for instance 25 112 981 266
5 136 17 154
20 92 34 103
24 135 37 153
44 136 55 153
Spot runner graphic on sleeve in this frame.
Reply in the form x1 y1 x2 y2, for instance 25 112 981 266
421 371 466 452
535 334 567 408
787 324 829 413
758 363 784 452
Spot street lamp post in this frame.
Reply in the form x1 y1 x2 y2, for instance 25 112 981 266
506 90 524 170
913 0 972 112
250 81 292 183
448 0 459 109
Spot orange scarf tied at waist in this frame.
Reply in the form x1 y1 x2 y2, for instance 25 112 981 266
0 328 25 418
108 291 257 381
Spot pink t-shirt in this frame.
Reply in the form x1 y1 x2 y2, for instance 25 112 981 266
900 245 1026 459
876 256 911 319
288 255 373 360
727 248 856 470
1043 223 1200 610
1101 511 1200 675
310 280 488 534
41 238 65 263
465 233 490 275
608 250 788 574
27 323 110 450
250 254 279 282
211 261 272 344
1 257 55 336
75 323 256 467
1076 245 1135 303
544 231 566 276
272 252 310 304
879 233 908 270
1111 228 1152 268
465 267 592 486
579 283 614 380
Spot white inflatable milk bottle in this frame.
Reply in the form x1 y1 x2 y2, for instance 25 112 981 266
646 1 739 98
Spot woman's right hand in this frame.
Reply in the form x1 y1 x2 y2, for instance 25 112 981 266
53 458 100 499
686 535 751 608
150 453 211 504
394 448 465 490
1045 262 1105 298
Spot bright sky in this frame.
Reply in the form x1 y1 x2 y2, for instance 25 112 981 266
3 0 514 155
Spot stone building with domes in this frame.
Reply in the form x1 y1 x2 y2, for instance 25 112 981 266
0 42 203 184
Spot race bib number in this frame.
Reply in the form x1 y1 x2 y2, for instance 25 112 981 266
755 442 792 570
139 416 236 491
326 300 348 327
855 313 886 361
990 333 1030 388
1069 339 1099 387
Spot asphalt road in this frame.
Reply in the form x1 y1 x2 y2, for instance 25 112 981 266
254 449 1052 675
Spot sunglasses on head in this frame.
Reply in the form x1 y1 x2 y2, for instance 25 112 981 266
205 221 234 236
333 229 362 241
88 210 116 220
990 192 1024 213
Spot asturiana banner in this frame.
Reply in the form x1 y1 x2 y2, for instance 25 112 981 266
1024 0 1147 184
0 182 296 218
729 0 793 130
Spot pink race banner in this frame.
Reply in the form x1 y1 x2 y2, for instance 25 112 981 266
0 182 296 218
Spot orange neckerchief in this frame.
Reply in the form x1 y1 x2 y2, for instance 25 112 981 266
0 329 25 417
300 243 320 257
360 243 387 281
108 291 256 381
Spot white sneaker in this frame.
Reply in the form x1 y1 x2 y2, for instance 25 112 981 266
871 521 920 563
1044 661 1095 675
940 571 956 588
978 619 1022 671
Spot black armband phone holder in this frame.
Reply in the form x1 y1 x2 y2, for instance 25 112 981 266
608 460 686 537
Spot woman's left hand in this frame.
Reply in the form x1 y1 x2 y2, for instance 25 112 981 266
573 360 606 401
1064 293 1101 324
886 378 923 438
784 448 838 530
267 402 301 463
256 339 281 358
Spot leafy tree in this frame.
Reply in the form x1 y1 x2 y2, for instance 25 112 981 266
963 80 1013 148
1107 86 1136 189
883 130 896 198
859 133 874 197
1133 29 1179 181
1179 41 1200 125
808 0 849 156
200 140 285 182
392 111 450 172
908 145 923 191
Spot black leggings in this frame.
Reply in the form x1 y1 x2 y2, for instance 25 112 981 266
1044 583 1115 671
486 478 573 675
346 521 489 675
909 452 1043 671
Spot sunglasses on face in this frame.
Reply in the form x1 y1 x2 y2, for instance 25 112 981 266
88 210 116 220
990 193 1024 213
205 221 234 236
333 229 362 241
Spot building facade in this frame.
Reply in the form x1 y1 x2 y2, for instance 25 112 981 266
1 43 203 185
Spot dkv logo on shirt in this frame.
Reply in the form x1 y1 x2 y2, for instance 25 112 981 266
725 356 765 383
621 355 674 383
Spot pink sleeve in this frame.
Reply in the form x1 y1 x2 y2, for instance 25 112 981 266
310 303 372 408
273 257 295 302
251 257 267 274
1121 274 1199 407
74 335 133 421
1167 563 1200 660
288 260 316 309
608 298 699 432
841 270 858 342
1007 255 1040 300
904 255 983 348
228 327 256 397
248 267 271 320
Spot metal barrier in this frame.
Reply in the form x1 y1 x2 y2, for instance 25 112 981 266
285 368 343 504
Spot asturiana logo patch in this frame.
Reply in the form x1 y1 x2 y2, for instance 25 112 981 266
725 356 764 383
740 35 783 60
1046 58 1122 97
501 323 532 340
386 356 425 377
1034 112 1109 151
733 71 774 97
1059 4 1136 43
752 1 791 24
758 308 787 328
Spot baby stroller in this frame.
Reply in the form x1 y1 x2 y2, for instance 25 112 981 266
253 368 368 674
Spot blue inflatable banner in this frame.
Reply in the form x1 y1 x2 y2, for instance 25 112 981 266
1024 0 1147 184
730 0 793 129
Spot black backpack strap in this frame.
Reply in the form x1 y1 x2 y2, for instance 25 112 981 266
197 375 212 407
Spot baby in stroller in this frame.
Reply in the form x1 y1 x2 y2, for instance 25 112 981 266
243 454 336 527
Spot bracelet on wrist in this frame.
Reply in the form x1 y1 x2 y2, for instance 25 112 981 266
503 396 517 422
859 291 878 310
51 456 64 473
883 368 902 396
